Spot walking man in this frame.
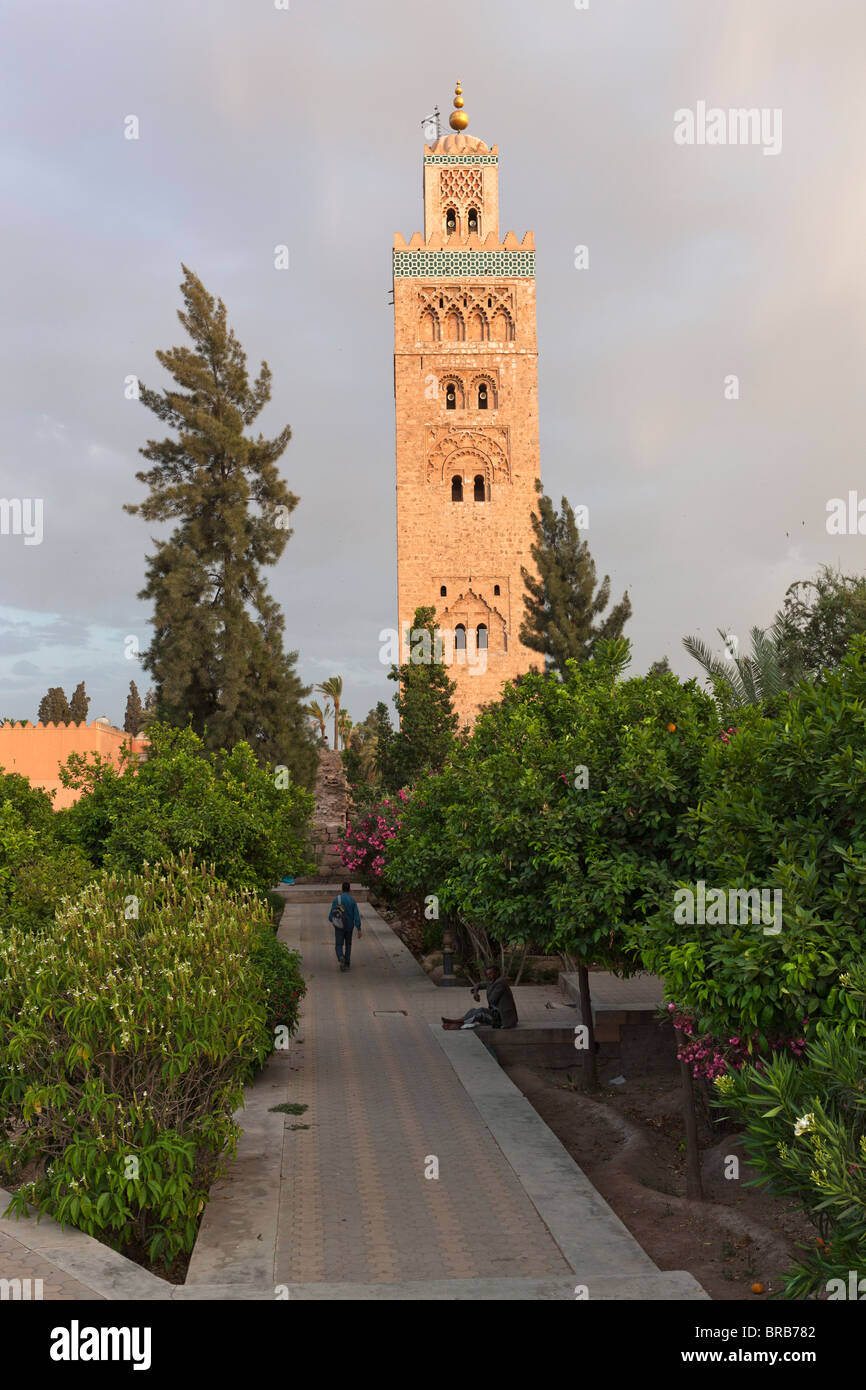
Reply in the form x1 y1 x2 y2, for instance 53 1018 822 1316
330 880 362 971
441 964 518 1030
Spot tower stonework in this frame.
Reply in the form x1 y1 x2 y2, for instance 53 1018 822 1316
392 88 542 727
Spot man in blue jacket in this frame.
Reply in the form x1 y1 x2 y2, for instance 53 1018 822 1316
330 881 362 971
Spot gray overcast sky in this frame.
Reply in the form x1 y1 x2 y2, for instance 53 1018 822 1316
2 0 865 727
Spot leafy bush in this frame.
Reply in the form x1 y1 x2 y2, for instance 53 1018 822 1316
0 771 94 933
337 790 408 886
0 855 301 1269
639 637 866 1047
717 966 866 1298
250 923 306 1040
386 646 717 965
59 722 315 896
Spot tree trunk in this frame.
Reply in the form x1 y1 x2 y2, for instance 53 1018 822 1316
577 962 597 1090
513 941 530 985
677 1035 704 1200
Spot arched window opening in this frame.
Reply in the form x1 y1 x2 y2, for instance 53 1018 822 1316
494 584 501 596
478 382 488 409
440 585 447 597
439 297 444 308
455 624 466 651
474 474 486 502
451 475 463 502
445 383 456 410
487 297 492 307
445 208 457 234
468 208 479 234
477 624 488 650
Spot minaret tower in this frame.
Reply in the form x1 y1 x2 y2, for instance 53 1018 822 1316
392 82 542 726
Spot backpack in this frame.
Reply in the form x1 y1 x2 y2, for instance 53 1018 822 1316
329 894 347 929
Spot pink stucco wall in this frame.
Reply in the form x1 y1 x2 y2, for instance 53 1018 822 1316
0 722 148 810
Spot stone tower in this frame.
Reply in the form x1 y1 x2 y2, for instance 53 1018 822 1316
392 82 542 727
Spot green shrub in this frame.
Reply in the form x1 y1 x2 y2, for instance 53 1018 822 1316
639 636 866 1045
250 924 306 1041
0 855 297 1269
59 722 315 896
0 789 93 933
717 965 866 1298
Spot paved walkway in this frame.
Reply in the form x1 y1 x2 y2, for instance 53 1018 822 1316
186 892 707 1299
0 891 706 1301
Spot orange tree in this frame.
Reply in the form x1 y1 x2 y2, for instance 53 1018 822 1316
386 641 718 1084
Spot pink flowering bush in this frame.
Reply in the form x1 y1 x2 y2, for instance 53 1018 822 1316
335 790 409 886
667 1003 808 1081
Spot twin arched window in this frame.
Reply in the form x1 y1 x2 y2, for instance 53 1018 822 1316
454 623 488 651
451 474 487 503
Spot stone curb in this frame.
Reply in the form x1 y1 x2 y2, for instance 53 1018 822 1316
0 1187 173 1301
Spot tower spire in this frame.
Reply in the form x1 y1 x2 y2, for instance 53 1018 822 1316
449 80 469 132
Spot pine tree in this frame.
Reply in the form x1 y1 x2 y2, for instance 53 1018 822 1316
519 482 632 675
68 681 90 724
385 607 459 789
124 681 146 735
37 687 71 723
124 266 316 787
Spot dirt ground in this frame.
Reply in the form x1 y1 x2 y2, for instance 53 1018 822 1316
502 1059 817 1301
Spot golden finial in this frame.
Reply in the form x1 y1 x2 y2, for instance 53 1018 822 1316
449 80 469 132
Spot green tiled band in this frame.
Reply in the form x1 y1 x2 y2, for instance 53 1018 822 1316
424 155 499 166
394 250 534 279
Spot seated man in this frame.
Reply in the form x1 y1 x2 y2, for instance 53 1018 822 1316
441 964 518 1031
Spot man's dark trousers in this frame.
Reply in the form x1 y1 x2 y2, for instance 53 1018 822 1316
334 924 354 965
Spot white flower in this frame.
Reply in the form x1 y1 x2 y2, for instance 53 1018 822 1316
794 1113 815 1137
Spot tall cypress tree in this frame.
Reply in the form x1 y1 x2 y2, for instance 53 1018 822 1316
520 481 632 675
124 680 145 735
68 681 90 724
385 607 459 789
125 266 316 786
38 687 71 723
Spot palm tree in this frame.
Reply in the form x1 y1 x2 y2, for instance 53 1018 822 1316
682 620 798 711
316 676 343 751
337 708 354 749
306 699 331 742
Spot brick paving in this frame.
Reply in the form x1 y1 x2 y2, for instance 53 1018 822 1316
0 1230 105 1301
274 898 572 1286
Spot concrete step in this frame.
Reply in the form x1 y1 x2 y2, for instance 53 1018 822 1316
275 883 372 903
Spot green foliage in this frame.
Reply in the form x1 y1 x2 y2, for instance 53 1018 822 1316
68 681 90 725
682 623 798 717
125 264 316 786
0 857 301 1268
386 644 717 968
37 687 71 724
775 565 866 683
59 722 315 896
717 966 866 1298
124 681 146 735
519 481 632 675
249 923 306 1041
0 770 93 933
383 608 459 791
0 802 93 933
640 636 866 1046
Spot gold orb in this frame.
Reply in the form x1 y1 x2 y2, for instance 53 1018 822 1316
449 110 469 131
